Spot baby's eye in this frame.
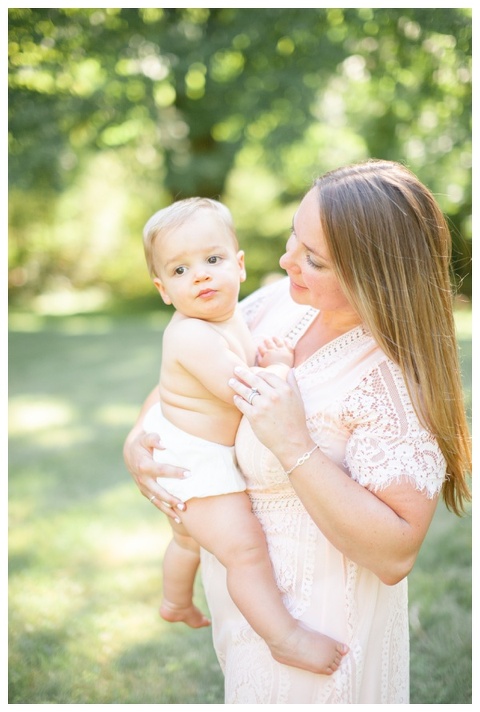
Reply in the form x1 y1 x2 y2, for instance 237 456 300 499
207 255 222 264
174 266 187 275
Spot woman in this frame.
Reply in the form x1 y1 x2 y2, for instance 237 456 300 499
124 159 471 703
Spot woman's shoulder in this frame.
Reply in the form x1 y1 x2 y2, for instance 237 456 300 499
342 359 447 496
341 357 419 425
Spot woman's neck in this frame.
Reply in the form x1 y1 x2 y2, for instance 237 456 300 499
294 310 362 366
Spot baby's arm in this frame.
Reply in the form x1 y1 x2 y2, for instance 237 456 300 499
170 318 253 404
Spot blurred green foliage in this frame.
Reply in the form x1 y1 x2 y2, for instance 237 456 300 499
8 8 472 309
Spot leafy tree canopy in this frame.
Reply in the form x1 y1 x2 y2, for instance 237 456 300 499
8 8 472 304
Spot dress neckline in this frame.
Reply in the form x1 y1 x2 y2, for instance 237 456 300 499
286 308 368 370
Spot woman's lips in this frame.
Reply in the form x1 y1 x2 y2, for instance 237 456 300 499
288 276 306 291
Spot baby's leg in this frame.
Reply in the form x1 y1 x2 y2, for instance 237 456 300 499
160 518 210 628
180 493 348 674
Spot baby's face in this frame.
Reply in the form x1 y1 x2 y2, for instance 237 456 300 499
152 211 246 321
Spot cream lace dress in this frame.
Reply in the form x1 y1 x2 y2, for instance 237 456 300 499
200 278 446 704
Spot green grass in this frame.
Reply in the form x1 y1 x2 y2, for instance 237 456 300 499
8 310 472 704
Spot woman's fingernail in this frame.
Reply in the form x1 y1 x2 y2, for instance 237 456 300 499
228 379 235 386
182 470 192 479
177 503 186 511
174 517 181 524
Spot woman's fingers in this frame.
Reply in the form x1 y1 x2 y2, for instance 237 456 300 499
141 430 164 450
229 367 280 417
138 431 190 480
144 478 187 523
228 366 283 403
229 365 256 389
149 489 186 522
228 365 309 460
130 430 189 519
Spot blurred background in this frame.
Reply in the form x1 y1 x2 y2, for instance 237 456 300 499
9 7 472 311
8 8 472 705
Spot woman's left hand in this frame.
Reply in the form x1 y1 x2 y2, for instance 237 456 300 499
229 366 313 463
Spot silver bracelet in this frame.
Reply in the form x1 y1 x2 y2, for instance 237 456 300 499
284 444 319 476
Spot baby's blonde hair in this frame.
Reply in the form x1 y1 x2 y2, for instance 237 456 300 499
143 197 238 278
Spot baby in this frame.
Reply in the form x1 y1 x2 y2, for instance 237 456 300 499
141 196 347 674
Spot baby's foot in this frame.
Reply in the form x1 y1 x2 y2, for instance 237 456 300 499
160 599 211 628
269 621 348 675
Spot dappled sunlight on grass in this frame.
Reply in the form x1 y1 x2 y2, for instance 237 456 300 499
9 481 168 566
9 397 75 434
98 528 169 563
408 499 471 701
32 287 111 316
8 498 38 528
9 573 87 631
8 476 219 703
8 311 470 703
9 545 217 702
8 469 201 693
95 403 143 427
28 426 94 449
10 311 115 334
9 393 108 450
9 308 170 334
8 463 79 516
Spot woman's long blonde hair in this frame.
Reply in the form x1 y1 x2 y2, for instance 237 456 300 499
314 159 471 515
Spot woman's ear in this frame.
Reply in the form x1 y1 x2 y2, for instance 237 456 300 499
153 278 172 305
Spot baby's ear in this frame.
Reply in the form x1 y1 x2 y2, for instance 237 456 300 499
153 278 172 305
237 250 246 282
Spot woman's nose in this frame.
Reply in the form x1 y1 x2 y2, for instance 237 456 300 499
279 237 298 271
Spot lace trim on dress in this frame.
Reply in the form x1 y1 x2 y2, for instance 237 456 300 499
380 583 410 703
342 360 446 498
224 631 292 703
343 558 409 703
249 490 309 511
298 325 372 380
284 307 319 346
251 494 318 622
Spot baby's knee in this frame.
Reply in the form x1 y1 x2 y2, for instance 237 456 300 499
172 530 200 554
224 533 268 568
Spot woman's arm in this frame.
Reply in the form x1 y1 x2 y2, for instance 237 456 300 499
123 386 190 521
229 367 438 585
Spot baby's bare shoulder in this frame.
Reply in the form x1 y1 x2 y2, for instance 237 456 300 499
165 317 227 360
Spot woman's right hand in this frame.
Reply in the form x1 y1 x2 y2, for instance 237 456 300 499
123 427 189 522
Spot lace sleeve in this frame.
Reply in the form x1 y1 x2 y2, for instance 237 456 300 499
342 360 446 498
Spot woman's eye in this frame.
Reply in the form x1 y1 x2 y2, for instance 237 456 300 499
306 254 322 270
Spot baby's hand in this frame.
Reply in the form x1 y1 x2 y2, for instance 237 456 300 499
257 336 294 368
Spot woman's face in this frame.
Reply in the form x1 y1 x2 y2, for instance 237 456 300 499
279 188 358 318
